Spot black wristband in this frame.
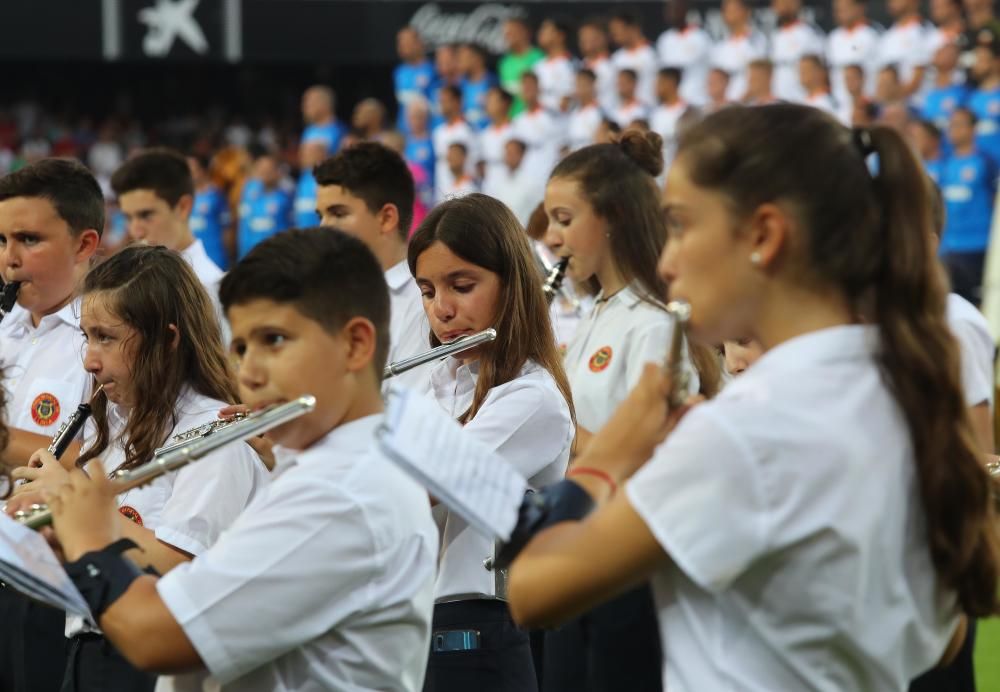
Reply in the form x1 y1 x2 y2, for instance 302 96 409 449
65 538 144 618
493 479 595 571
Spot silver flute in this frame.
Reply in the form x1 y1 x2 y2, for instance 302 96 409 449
664 300 693 409
14 395 316 529
383 329 497 379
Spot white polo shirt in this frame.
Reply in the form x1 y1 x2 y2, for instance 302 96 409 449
426 358 573 600
627 325 960 691
650 101 689 151
802 90 839 116
156 414 438 692
0 299 90 436
180 238 229 344
711 30 769 101
564 284 697 433
947 292 995 408
567 103 604 152
771 20 826 102
612 43 660 106
512 107 563 181
656 26 712 106
826 22 881 106
478 121 515 197
534 54 577 113
385 259 432 392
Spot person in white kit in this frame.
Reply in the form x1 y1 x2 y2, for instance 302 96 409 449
609 11 660 106
711 0 769 101
568 69 605 152
578 19 618 114
539 129 715 692
0 159 105 692
478 87 516 197
111 149 228 338
799 54 839 114
409 194 575 692
651 67 697 164
493 140 545 226
656 0 712 107
770 0 826 102
612 69 651 128
438 143 479 200
512 72 563 181
826 0 882 109
10 245 267 692
41 229 439 692
314 142 431 391
432 85 478 203
535 18 577 115
879 0 934 103
508 104 996 691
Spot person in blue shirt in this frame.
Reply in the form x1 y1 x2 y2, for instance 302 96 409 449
968 37 1000 166
429 44 463 130
940 107 997 304
458 43 498 130
922 43 970 142
239 152 294 259
910 118 946 183
394 26 436 133
295 86 348 229
403 95 435 188
188 153 233 269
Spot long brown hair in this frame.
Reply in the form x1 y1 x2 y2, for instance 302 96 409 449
550 129 722 396
408 194 576 425
77 245 237 471
676 104 999 617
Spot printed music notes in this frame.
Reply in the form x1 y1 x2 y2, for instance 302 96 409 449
0 512 93 624
377 386 527 542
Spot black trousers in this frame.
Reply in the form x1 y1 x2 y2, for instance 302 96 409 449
942 251 986 307
0 585 69 692
61 633 156 692
909 619 977 692
542 584 663 692
423 600 538 692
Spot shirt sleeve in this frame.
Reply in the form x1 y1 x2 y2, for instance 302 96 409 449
625 403 768 592
622 315 677 391
156 478 381 684
154 443 265 556
463 380 573 483
951 317 995 407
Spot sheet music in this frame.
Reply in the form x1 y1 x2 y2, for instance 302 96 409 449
377 386 527 542
0 512 93 624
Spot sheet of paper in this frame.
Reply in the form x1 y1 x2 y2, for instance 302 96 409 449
377 386 527 542
0 512 93 624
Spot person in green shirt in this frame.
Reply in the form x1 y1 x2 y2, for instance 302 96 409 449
499 17 545 116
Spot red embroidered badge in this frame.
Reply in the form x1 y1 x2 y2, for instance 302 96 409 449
588 346 613 372
30 392 60 427
119 505 143 526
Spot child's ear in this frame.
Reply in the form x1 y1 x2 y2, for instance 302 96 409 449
167 323 181 350
75 229 101 263
342 317 377 374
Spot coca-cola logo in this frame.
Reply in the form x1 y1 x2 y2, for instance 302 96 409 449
409 3 526 54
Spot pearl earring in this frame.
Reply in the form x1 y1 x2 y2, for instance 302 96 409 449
750 252 761 265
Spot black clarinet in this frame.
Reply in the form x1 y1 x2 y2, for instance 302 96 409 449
542 258 568 305
0 281 21 325
47 401 96 460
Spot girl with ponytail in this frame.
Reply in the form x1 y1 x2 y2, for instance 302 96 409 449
508 104 999 690
540 129 720 692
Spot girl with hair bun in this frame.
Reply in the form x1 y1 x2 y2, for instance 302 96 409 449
509 104 1000 691
540 128 720 692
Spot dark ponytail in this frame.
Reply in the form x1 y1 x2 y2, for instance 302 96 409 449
676 104 999 617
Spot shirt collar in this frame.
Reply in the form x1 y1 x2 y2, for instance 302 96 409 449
385 259 414 291
594 283 646 310
741 324 878 384
180 238 208 265
8 296 81 336
271 413 383 476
